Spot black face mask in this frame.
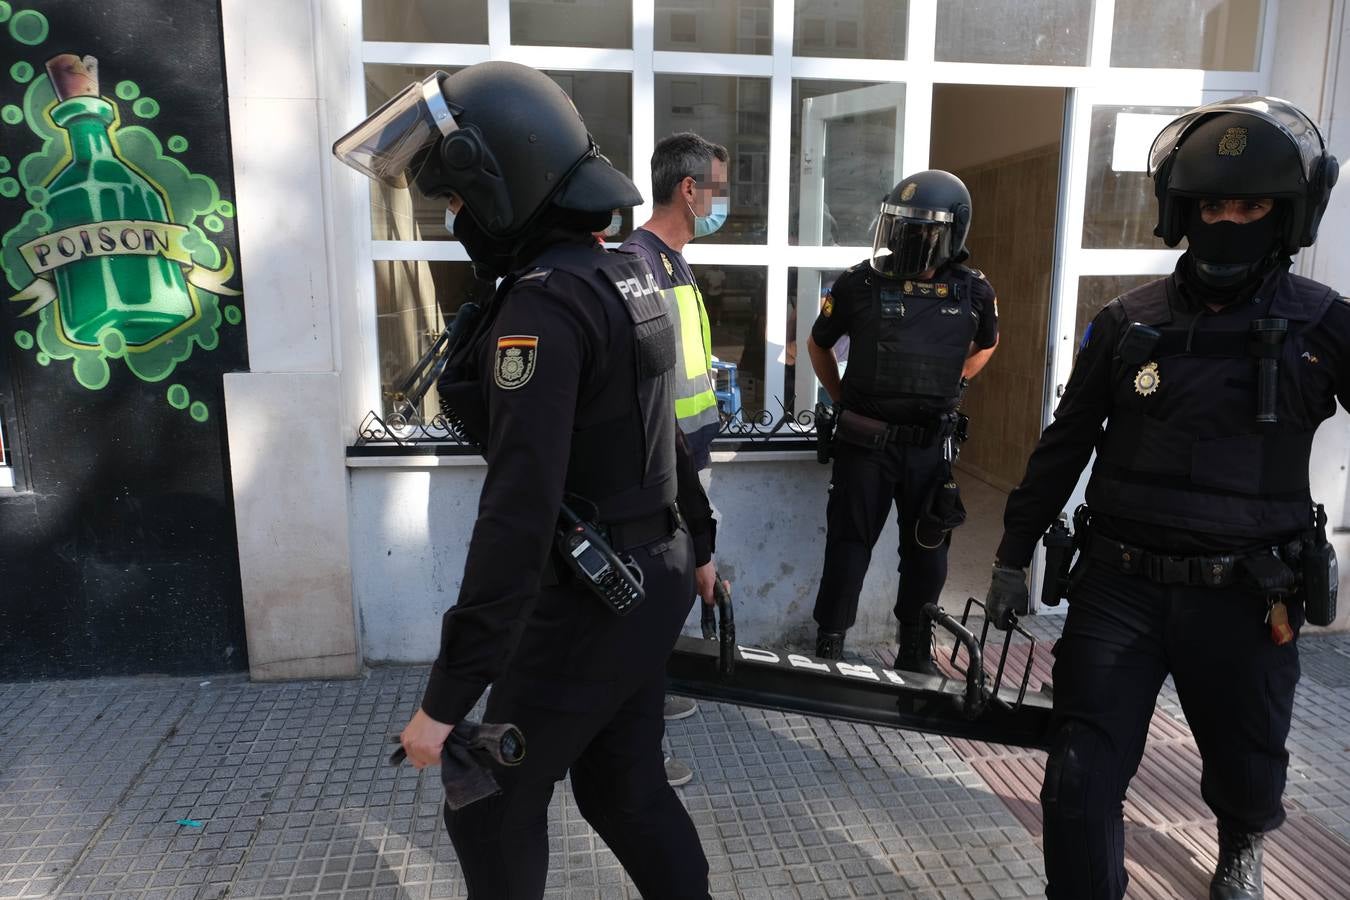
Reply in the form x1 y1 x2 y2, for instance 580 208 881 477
453 208 518 280
1184 206 1282 289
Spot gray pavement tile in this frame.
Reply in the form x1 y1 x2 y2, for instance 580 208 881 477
2 630 1348 897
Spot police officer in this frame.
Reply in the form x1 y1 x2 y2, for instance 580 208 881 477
809 171 999 669
335 61 714 898
984 97 1343 899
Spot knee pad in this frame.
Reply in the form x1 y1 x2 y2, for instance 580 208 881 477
1041 722 1114 823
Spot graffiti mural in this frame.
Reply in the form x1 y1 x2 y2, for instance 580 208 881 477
1 30 243 418
0 0 250 678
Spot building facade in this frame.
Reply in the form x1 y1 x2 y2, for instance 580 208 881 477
2 0 1348 678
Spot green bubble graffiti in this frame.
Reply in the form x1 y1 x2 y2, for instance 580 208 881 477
0 60 242 418
8 9 46 45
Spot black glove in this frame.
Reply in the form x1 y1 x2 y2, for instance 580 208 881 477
985 564 1029 630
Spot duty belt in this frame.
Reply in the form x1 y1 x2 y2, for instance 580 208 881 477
836 409 952 451
1087 534 1303 588
601 505 682 553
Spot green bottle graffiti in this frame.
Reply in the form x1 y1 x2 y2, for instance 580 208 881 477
43 55 196 347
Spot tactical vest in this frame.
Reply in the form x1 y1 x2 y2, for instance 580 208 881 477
437 243 679 524
841 265 981 416
664 282 720 444
1085 272 1339 541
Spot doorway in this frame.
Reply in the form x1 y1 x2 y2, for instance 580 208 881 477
928 83 1067 605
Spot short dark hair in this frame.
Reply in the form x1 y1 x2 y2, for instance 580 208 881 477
651 132 729 206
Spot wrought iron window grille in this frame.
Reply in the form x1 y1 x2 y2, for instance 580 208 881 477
351 398 821 454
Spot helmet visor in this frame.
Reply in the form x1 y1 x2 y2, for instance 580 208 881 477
871 204 954 278
333 72 458 188
1148 96 1325 183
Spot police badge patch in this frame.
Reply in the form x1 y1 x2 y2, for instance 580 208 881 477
821 294 834 317
660 253 675 278
901 182 917 201
1133 361 1160 396
495 335 539 389
1218 126 1248 156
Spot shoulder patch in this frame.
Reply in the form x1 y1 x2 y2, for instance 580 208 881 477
494 335 538 390
517 268 552 285
821 293 834 317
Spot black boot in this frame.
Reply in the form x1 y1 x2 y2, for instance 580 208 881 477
895 623 941 677
815 630 845 660
1210 824 1264 899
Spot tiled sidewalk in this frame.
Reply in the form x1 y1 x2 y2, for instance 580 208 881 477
2 622 1349 899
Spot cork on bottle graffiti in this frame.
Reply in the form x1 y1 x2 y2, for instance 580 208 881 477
0 39 243 418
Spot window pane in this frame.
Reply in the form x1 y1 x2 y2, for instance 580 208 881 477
793 0 907 60
547 70 635 239
656 0 772 54
512 0 631 49
365 66 634 242
936 0 1091 66
375 261 480 424
362 0 488 43
1076 275 1160 347
655 75 770 244
787 268 846 414
695 265 768 415
1112 0 1264 70
365 65 464 242
1082 105 1187 250
790 79 904 247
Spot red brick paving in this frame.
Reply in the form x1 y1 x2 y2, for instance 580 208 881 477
889 637 1350 898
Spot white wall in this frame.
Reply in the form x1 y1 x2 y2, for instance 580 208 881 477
1273 0 1350 628
351 454 924 661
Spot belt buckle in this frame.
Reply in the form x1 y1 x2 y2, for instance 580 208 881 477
1117 543 1142 576
1198 555 1233 587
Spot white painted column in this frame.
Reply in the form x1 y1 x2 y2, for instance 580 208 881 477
219 0 360 678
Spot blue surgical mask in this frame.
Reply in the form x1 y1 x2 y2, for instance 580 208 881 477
603 213 623 238
690 196 729 239
444 206 457 236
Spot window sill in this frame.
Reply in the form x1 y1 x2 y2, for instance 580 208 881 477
345 441 818 468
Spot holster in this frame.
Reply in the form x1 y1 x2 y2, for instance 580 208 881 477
1040 513 1077 608
815 402 836 464
1302 503 1339 627
835 409 892 450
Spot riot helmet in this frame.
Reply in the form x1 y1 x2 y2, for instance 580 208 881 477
1148 96 1339 254
870 171 972 279
334 61 642 243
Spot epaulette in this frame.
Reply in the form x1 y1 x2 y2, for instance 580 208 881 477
967 267 986 281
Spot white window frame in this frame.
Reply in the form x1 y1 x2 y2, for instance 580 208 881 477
331 0 1278 436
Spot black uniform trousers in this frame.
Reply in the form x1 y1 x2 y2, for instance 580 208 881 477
1040 559 1302 900
813 438 949 632
444 528 710 900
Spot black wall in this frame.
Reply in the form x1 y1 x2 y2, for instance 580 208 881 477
0 1 249 677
